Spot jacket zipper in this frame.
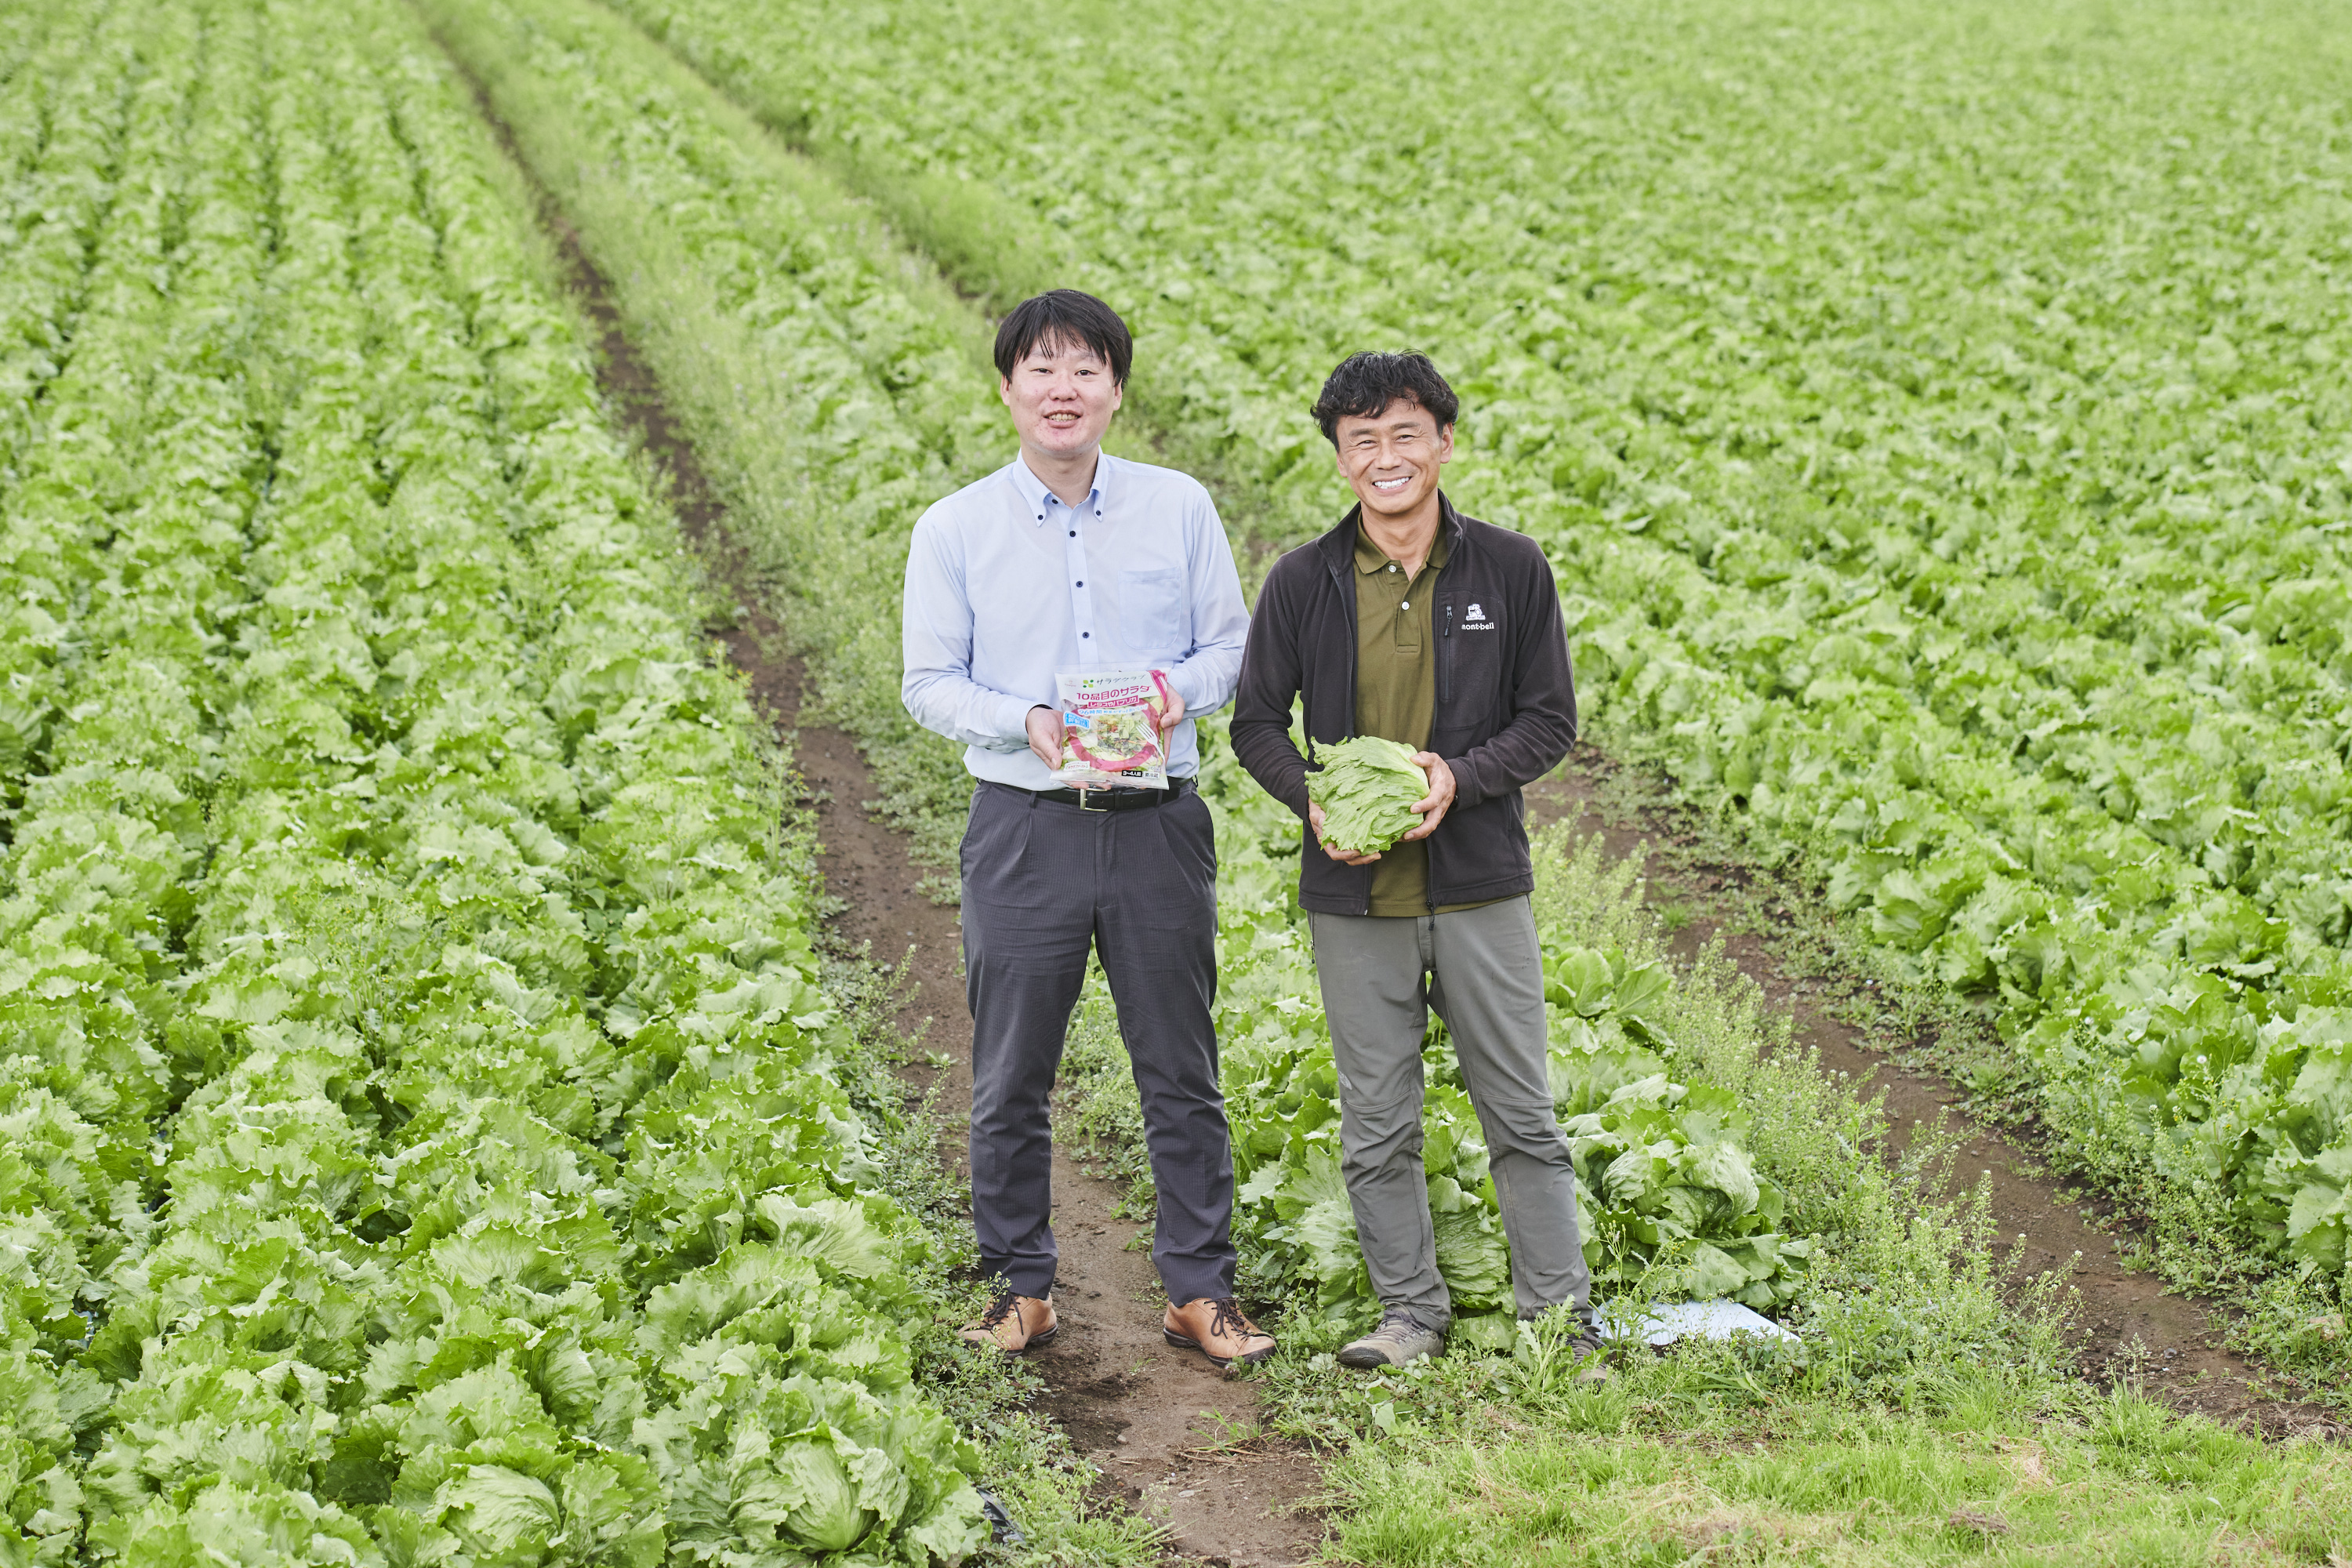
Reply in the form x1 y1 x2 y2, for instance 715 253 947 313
1327 552 1367 913
1439 599 1455 706
1430 555 1458 910
1332 556 1358 742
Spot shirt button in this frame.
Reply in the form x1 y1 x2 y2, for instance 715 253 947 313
1068 530 1076 537
1402 601 1410 609
1076 580 1084 586
1082 632 1090 638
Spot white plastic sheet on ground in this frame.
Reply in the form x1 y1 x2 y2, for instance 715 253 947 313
1597 1299 1798 1348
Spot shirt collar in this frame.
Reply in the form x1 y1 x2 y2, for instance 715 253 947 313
1009 451 1112 523
1352 515 1450 575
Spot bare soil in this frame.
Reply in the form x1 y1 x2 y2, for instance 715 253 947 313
461 87 1330 1561
1531 756 2343 1440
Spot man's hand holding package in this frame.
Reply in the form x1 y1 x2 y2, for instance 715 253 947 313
1027 683 1185 775
1025 704 1062 771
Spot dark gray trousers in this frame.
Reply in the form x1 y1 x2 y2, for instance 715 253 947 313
1308 897 1593 1327
960 779 1235 1303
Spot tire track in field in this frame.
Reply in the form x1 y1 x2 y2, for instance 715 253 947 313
441 60 1328 1566
1532 756 2345 1439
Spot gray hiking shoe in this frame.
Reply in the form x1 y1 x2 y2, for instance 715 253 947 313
1338 1306 1446 1369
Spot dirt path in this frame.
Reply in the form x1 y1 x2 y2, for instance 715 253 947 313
1531 756 2342 1439
451 85 1329 1562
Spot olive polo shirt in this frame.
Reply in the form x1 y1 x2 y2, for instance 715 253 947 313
1352 522 1499 916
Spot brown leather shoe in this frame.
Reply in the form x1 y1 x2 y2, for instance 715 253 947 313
959 1290 1058 1354
1163 1296 1276 1369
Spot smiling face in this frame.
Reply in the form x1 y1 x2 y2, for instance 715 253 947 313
999 333 1123 461
1331 396 1453 524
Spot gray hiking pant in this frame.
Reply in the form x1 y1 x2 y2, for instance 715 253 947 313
1308 896 1592 1327
960 779 1236 1305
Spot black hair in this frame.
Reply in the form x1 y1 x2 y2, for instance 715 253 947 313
993 289 1133 387
1310 351 1460 445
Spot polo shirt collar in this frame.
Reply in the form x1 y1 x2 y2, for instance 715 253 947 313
1353 514 1451 575
1010 451 1112 522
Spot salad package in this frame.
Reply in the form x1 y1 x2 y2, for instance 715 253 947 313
1054 667 1173 790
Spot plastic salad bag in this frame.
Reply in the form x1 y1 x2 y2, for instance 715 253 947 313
1053 668 1172 789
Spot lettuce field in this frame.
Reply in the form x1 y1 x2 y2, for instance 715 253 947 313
0 0 982 1561
6 0 2352 1561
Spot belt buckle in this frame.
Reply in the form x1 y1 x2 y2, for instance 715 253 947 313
1077 786 1109 813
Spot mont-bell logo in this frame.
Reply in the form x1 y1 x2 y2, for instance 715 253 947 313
1464 601 1496 630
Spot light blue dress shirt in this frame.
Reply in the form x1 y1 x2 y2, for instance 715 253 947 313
902 452 1249 789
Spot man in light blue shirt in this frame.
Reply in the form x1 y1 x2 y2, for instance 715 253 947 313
901 290 1271 1369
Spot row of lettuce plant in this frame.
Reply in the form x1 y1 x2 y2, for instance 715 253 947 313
569 0 2352 1302
5 2 281 1554
0 0 137 489
2 1 985 1563
423 0 1846 1356
0 0 155 810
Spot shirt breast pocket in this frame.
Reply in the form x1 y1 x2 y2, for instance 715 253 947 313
1120 567 1187 658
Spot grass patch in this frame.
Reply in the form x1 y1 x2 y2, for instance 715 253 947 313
1315 1374 2350 1566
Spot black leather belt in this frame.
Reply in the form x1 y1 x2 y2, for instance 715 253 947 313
1007 777 1195 811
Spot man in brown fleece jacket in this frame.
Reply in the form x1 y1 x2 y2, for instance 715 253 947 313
1230 351 1602 1377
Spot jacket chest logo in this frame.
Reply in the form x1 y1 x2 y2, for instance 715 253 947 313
1463 601 1497 630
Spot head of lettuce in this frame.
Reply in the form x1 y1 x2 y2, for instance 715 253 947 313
1307 735 1431 857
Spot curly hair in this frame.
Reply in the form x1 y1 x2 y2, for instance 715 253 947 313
1310 351 1460 445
